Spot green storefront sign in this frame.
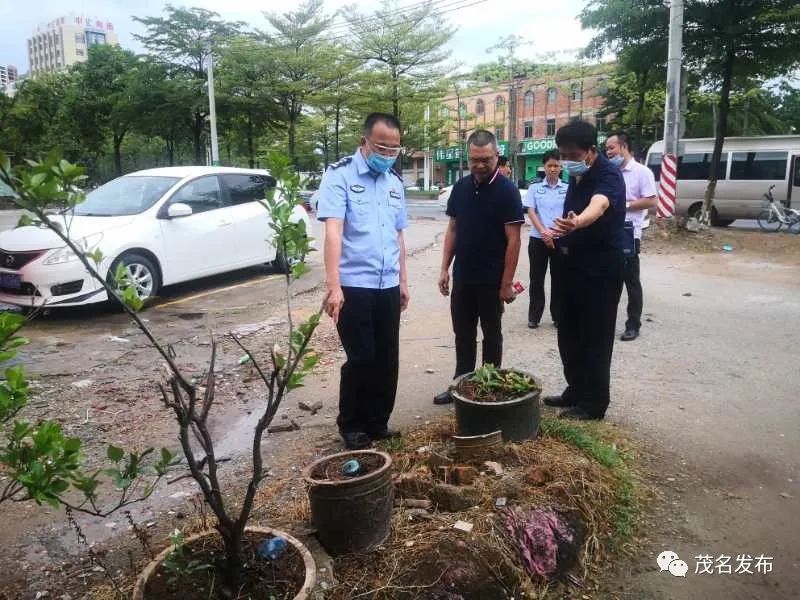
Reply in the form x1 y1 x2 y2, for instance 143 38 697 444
434 141 509 163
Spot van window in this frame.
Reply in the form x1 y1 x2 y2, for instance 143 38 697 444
647 152 662 180
794 157 800 187
677 153 727 180
730 151 788 180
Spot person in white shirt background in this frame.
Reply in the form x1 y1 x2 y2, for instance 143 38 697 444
604 132 658 342
522 149 567 329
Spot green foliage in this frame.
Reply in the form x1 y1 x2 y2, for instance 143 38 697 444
162 529 213 583
468 364 539 398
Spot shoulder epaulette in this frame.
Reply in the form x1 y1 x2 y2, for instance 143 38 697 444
389 168 403 181
329 156 353 170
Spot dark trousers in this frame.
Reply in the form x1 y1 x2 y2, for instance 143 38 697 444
336 286 400 434
623 239 642 331
528 237 563 325
451 281 503 378
557 251 624 418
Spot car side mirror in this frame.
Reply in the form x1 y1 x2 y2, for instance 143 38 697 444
167 202 193 218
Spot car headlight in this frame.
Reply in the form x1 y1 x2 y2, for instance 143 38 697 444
42 233 104 265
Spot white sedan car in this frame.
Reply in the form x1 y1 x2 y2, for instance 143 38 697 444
0 166 312 308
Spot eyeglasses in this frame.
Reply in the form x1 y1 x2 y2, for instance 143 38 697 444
468 156 496 166
366 138 404 157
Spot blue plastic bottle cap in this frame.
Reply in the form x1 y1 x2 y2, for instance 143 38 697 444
341 459 362 476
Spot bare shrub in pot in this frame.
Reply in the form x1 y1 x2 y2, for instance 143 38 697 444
0 152 322 597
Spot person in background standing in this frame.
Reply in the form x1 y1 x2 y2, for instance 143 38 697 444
522 149 567 329
604 132 657 341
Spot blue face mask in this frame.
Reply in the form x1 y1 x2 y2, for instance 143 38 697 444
366 152 396 174
562 160 590 176
609 155 625 167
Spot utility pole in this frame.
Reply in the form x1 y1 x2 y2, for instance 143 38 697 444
657 0 683 218
207 47 220 167
424 105 432 191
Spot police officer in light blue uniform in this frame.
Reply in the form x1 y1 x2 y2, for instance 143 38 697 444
317 112 410 450
523 149 567 328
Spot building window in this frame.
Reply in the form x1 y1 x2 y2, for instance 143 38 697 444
524 121 533 138
495 95 505 110
523 90 534 108
475 99 484 115
546 118 556 136
459 102 467 119
595 116 606 132
75 33 85 45
547 87 557 104
495 128 504 140
596 77 609 95
76 49 85 56
440 106 449 118
571 83 581 101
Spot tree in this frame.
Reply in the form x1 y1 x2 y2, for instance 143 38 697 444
217 37 283 168
70 45 145 177
260 0 337 167
682 0 800 221
774 81 800 133
134 5 242 164
350 0 454 119
582 0 669 146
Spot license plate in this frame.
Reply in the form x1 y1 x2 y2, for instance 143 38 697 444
0 273 21 289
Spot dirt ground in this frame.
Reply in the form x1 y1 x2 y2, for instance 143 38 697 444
2 220 800 599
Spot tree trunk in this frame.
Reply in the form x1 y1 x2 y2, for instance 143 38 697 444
218 525 244 599
334 103 341 161
391 67 399 118
113 132 124 177
634 70 649 141
166 138 175 166
247 116 255 169
193 111 205 165
701 48 735 224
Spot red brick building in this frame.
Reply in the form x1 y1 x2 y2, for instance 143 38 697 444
428 63 613 186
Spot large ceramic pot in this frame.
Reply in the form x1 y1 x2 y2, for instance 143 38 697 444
132 526 316 600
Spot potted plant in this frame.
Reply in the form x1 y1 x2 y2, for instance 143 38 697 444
0 151 322 599
450 364 542 442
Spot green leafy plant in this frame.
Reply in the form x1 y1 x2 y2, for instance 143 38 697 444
0 308 175 514
1 150 322 597
469 364 539 398
162 529 213 584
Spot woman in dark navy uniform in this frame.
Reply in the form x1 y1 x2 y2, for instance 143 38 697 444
543 120 626 420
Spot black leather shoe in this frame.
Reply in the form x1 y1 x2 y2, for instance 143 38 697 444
621 329 639 341
368 428 402 440
543 395 577 408
559 407 601 421
433 391 454 405
528 320 539 329
341 431 372 450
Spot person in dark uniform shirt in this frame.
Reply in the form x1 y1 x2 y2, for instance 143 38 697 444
433 129 524 404
317 112 410 449
543 120 626 420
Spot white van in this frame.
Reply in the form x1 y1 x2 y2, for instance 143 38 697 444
645 136 800 225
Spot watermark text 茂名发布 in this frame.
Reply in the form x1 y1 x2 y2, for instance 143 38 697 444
657 551 774 577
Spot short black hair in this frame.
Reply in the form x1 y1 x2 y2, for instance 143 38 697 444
608 131 631 151
497 155 509 166
466 129 496 148
542 149 560 164
363 112 401 136
555 120 597 151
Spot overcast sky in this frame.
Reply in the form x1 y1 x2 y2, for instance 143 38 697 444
0 0 596 74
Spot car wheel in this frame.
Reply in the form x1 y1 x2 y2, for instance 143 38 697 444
108 253 161 302
687 202 703 220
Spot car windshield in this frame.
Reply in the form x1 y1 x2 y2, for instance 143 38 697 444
73 176 180 216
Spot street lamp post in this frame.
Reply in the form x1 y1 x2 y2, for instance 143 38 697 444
207 47 220 167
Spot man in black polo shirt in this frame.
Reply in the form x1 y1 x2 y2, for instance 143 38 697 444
544 120 626 420
433 129 524 404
